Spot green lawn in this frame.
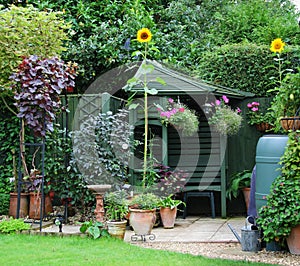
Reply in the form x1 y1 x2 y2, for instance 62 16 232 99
0 234 273 266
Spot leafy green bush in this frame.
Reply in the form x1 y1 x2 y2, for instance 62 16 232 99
257 131 300 245
209 0 300 46
0 218 30 233
195 43 300 96
0 193 10 215
45 128 94 208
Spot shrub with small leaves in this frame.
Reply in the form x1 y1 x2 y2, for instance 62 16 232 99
0 218 30 234
257 131 300 245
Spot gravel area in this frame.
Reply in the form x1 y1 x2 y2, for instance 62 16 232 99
132 242 300 266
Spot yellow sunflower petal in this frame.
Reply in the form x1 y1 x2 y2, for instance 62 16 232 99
270 38 285 53
137 28 152 43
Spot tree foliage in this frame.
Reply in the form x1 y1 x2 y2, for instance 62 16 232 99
210 0 300 46
0 4 71 94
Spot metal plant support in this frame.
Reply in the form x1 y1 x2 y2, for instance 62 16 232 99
16 120 46 232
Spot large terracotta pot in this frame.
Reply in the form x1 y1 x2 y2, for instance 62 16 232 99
286 224 300 255
29 192 53 219
280 117 300 131
9 192 29 218
106 220 127 240
129 208 156 235
160 207 177 229
242 187 251 212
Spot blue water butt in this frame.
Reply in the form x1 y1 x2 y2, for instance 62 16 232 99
255 134 288 214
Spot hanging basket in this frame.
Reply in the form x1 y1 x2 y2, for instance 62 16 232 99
280 117 300 131
254 122 273 132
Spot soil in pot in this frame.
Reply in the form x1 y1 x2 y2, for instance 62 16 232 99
9 192 29 218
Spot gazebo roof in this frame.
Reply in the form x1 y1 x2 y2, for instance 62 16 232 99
128 60 254 99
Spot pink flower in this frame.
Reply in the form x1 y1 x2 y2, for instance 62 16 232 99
168 98 174 103
179 107 185 112
247 103 252 108
252 102 260 106
236 107 242 113
215 100 221 106
222 95 229 103
170 108 177 115
165 111 172 118
251 107 259 112
160 112 166 117
157 108 162 112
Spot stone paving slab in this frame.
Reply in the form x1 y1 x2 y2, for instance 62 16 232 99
125 217 245 243
39 216 246 243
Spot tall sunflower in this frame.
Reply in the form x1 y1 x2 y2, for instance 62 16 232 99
137 28 152 43
270 38 285 53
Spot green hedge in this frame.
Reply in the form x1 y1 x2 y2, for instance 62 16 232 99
194 43 300 97
0 193 10 215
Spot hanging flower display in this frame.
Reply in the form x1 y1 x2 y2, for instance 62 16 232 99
156 98 199 136
208 95 242 136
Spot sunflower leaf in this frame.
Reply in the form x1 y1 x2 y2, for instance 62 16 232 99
145 87 158 95
156 77 166 85
140 63 154 75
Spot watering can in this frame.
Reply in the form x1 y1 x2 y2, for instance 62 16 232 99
227 216 261 252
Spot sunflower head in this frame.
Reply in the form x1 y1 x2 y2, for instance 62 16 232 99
137 28 152 43
270 38 285 53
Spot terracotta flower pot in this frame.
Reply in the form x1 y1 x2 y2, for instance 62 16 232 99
29 192 53 219
106 220 127 240
160 207 177 229
9 192 29 218
286 224 300 255
242 187 251 212
129 208 156 235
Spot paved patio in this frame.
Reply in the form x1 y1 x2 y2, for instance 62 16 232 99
40 216 245 243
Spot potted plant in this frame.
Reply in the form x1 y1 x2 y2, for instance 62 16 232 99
10 55 77 220
226 170 252 211
129 192 159 236
208 95 243 136
267 38 300 132
155 97 199 137
104 190 129 240
269 72 300 132
158 194 185 229
257 130 300 254
246 101 275 132
8 149 29 218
